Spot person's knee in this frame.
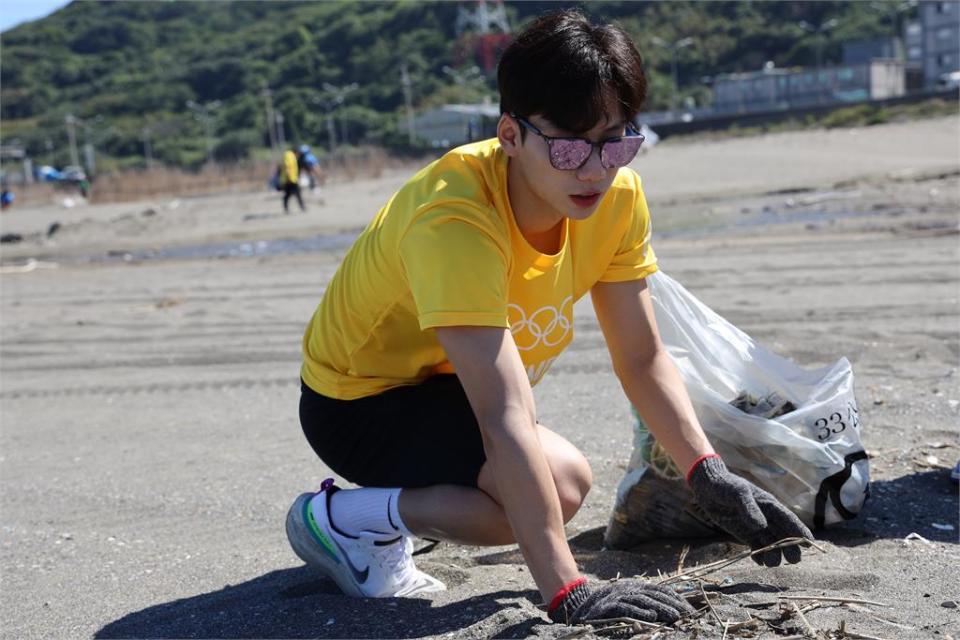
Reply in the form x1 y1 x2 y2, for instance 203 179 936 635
554 448 592 523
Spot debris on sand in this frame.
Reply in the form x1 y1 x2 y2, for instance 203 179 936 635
557 539 913 640
902 532 933 546
154 297 184 309
0 258 59 274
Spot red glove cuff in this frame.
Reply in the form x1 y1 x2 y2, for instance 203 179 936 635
547 577 588 614
685 453 721 484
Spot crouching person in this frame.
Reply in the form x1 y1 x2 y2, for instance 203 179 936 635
286 9 813 625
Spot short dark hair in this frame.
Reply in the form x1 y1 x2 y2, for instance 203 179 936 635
498 9 647 134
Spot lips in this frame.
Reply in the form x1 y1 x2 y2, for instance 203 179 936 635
569 193 600 208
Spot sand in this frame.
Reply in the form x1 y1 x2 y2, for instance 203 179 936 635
1 115 958 639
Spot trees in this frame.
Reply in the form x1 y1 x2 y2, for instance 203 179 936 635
0 1 904 170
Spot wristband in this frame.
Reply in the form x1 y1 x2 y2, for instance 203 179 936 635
685 453 721 484
547 577 587 615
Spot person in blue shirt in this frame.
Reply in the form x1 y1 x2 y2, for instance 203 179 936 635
297 145 326 191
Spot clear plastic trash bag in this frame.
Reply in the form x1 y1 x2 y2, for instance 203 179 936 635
605 271 869 549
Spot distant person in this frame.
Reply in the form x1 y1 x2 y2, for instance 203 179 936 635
286 9 812 626
0 189 14 211
279 147 305 213
297 144 326 191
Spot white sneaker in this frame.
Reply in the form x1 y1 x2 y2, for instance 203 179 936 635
285 481 446 598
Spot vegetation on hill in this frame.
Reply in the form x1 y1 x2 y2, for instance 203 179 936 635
1 1 910 172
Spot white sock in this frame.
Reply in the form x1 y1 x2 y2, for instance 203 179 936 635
324 487 413 539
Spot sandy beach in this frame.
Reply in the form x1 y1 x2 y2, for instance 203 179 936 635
1 115 958 639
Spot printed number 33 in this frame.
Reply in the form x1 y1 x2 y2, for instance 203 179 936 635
815 402 859 441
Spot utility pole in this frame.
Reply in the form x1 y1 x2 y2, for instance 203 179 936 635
400 62 416 145
261 86 279 160
80 114 104 177
309 95 338 152
326 110 337 151
322 82 359 146
64 114 80 168
799 19 839 105
442 65 482 104
275 111 286 151
83 143 96 176
455 0 510 36
651 37 695 115
186 99 221 165
142 126 154 170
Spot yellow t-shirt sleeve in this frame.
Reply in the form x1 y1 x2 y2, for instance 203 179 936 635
399 210 510 330
599 174 658 282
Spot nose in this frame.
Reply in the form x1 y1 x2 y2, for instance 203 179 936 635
575 145 608 182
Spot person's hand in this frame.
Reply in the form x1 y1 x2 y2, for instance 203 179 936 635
687 455 814 566
548 578 694 625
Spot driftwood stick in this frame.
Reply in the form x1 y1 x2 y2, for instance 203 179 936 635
699 580 726 627
779 595 891 607
676 544 690 575
842 632 891 640
557 628 591 640
582 616 663 629
746 595 890 609
659 537 823 584
791 601 819 638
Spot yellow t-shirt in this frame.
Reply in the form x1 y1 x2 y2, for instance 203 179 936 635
281 150 299 184
301 138 658 400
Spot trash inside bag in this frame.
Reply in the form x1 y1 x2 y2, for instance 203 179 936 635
605 271 869 549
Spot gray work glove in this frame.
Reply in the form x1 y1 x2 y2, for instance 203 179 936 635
549 579 695 625
688 456 814 566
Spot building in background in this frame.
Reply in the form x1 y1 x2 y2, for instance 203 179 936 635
919 0 960 87
903 20 927 90
842 37 902 64
412 103 499 148
712 60 905 115
904 20 925 68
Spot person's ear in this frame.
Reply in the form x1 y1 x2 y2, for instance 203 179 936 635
497 114 522 157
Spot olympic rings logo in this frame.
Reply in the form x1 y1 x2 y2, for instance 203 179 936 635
507 296 573 352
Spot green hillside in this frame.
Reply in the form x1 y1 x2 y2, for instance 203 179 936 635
1 1 906 171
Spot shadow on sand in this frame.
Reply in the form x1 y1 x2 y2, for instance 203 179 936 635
817 469 958 546
95 567 536 639
97 471 955 638
475 469 957 578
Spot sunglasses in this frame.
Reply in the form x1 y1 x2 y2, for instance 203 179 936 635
511 114 645 171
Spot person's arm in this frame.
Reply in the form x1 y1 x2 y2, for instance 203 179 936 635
590 278 713 471
434 325 578 602
591 277 813 565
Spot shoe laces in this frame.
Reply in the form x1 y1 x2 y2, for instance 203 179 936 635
371 537 415 582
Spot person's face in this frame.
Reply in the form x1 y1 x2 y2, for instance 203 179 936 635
500 93 633 223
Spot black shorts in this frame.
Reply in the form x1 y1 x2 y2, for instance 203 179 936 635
299 375 486 488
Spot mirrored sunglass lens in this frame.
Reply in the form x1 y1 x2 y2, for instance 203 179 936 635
600 137 644 168
549 139 592 169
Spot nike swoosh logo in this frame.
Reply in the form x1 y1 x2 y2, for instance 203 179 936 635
303 495 370 584
330 535 370 584
387 494 399 531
